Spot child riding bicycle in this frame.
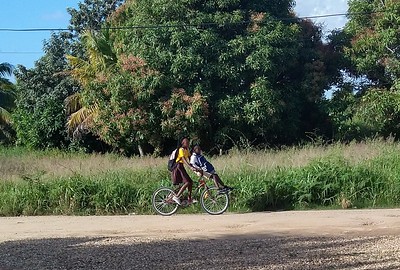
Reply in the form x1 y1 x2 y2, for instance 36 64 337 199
190 145 233 193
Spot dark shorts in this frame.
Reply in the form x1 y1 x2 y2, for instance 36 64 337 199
171 163 193 185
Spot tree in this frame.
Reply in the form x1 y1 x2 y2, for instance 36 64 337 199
0 63 14 124
345 0 400 90
68 29 209 155
13 0 122 149
66 30 116 140
13 33 79 148
326 0 400 141
0 62 16 144
327 87 400 140
68 0 123 34
67 0 124 57
14 0 346 152
105 0 342 150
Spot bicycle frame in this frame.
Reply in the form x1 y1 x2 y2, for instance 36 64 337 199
152 175 230 215
172 176 212 203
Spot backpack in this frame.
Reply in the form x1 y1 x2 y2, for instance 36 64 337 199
167 148 179 172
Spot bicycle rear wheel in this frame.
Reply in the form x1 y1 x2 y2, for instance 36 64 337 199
200 187 229 215
152 187 179 216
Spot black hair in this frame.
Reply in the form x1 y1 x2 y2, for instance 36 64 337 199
180 137 189 145
176 136 189 148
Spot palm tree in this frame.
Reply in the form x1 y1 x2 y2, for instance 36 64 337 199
0 62 15 125
65 30 116 138
64 92 99 138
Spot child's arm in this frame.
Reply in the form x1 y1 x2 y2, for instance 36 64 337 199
181 155 193 169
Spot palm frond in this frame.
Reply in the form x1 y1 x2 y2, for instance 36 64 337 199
0 78 16 98
67 29 117 89
64 92 82 115
82 30 117 71
0 63 13 77
0 89 15 111
66 55 94 86
67 104 99 134
0 107 12 125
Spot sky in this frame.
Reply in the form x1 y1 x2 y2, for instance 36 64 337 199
0 0 349 71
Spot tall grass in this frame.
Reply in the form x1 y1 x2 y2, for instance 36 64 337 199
0 140 399 216
0 146 165 182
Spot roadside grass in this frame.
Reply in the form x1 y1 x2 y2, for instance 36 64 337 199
0 140 385 182
0 147 165 182
0 139 399 216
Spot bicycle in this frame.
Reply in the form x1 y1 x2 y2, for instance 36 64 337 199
152 175 230 216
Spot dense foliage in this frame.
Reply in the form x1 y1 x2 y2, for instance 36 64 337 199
63 0 345 154
3 0 400 154
12 0 121 149
1 141 400 216
0 63 15 144
327 0 400 140
13 33 78 148
346 0 399 90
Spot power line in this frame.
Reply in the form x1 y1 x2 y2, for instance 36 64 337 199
0 11 383 32
0 28 69 32
0 51 43 54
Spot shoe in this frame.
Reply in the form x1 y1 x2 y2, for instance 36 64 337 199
187 198 198 205
218 186 233 194
226 186 234 192
172 196 181 205
218 187 228 194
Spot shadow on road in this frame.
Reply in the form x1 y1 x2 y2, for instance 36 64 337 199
0 234 399 270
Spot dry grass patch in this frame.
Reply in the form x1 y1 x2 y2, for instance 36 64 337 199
211 140 391 173
0 139 395 182
0 150 164 181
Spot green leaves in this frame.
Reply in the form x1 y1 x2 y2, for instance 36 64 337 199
160 89 209 138
244 78 280 125
12 0 355 152
327 0 400 142
345 0 400 88
0 63 15 139
13 1 121 150
13 33 79 149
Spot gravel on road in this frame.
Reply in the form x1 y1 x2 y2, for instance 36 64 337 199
1 209 400 269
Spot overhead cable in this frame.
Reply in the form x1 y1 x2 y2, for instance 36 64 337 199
0 10 383 32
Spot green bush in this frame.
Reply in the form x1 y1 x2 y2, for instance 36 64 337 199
224 152 400 212
1 144 400 216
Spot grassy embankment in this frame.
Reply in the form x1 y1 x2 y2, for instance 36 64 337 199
1 140 400 216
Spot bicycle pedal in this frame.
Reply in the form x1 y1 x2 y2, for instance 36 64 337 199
181 200 189 206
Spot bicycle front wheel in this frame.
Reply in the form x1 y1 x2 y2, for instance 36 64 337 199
152 187 179 216
200 187 229 215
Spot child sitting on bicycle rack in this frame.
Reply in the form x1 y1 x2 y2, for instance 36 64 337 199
190 145 233 193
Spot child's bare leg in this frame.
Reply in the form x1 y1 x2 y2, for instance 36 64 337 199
213 174 225 188
176 182 189 197
212 177 220 188
187 181 193 199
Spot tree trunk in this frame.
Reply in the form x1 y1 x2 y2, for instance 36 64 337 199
138 144 144 157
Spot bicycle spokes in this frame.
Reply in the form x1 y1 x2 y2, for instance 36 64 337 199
152 187 179 216
200 187 229 215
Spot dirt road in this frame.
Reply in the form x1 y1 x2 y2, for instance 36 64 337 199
1 209 400 269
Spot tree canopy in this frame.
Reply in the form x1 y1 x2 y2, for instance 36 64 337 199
345 0 400 90
8 0 400 153
326 0 400 141
0 62 15 144
64 0 343 154
12 0 122 149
